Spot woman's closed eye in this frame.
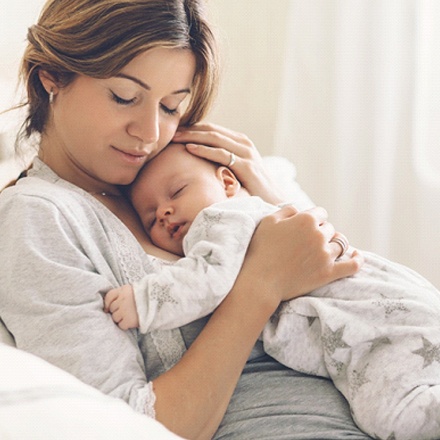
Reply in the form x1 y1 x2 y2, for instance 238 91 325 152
160 103 179 116
111 91 136 106
110 88 180 115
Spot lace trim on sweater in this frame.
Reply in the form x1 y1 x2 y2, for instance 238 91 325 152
136 382 156 418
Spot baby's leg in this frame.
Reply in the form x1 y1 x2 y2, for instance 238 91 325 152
262 301 330 378
262 251 440 439
347 332 440 440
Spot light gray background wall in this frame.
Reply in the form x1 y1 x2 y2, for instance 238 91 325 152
208 1 290 155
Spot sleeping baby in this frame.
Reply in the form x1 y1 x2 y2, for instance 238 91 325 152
105 142 440 440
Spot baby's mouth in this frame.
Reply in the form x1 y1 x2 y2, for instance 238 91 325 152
168 222 184 239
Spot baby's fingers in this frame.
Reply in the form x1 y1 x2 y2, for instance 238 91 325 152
110 309 123 325
103 289 117 312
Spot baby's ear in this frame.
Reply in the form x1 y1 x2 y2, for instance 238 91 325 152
216 166 241 197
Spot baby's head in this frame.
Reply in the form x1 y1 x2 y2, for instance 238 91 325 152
130 143 242 256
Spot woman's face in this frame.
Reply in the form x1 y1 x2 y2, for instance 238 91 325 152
41 47 196 189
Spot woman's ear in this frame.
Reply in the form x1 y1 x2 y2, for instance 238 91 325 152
38 70 59 96
216 166 241 197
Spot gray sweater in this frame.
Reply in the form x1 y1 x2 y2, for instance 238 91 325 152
0 158 372 439
0 158 156 415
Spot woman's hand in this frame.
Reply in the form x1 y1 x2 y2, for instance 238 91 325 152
241 205 363 306
173 122 285 204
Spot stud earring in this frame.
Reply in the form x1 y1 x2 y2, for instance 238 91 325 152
49 90 54 104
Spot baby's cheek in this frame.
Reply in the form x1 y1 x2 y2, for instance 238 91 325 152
150 227 163 247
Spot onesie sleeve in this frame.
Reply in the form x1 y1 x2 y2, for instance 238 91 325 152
133 197 274 333
0 192 154 415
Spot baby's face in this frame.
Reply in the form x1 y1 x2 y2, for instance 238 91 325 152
131 143 229 256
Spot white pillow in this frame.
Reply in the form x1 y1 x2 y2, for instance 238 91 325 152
0 343 184 439
0 318 14 346
262 155 315 211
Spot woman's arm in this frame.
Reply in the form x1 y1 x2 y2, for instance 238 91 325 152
0 192 152 411
152 206 363 439
173 123 286 204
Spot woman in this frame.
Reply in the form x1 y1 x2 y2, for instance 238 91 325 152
0 1 366 439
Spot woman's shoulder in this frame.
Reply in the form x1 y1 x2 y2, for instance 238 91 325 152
0 172 107 240
0 174 92 217
1 158 96 211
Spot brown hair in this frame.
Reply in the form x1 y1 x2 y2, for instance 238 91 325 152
20 0 219 140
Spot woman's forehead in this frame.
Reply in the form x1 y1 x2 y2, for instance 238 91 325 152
119 47 196 94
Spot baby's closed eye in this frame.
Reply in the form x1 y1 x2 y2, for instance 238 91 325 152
170 185 186 199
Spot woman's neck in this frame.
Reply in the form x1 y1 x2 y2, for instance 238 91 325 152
38 134 179 262
38 135 122 196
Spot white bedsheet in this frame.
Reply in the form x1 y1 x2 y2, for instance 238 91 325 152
0 343 183 439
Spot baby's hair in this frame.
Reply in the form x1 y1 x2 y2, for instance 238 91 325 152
129 142 242 197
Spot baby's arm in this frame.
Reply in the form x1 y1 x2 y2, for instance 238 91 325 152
131 198 276 334
104 284 139 330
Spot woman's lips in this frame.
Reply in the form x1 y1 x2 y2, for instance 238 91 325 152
112 146 147 165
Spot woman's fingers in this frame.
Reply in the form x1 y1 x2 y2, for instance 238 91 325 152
270 204 300 219
280 206 363 285
296 206 330 231
263 206 354 265
174 122 256 163
329 231 349 259
174 122 287 204
175 122 253 149
303 209 350 260
243 204 364 305
185 143 241 167
333 249 364 279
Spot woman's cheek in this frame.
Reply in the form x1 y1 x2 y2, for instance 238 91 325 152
162 119 180 145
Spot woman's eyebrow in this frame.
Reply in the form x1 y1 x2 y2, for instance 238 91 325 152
115 73 191 95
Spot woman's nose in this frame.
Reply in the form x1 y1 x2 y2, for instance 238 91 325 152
128 108 159 145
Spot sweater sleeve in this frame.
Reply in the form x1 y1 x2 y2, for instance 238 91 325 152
0 190 154 415
133 197 275 333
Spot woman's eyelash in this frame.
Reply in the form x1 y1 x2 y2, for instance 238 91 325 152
111 92 136 105
161 104 178 116
111 92 177 115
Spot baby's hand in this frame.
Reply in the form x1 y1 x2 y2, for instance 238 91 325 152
104 284 139 330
